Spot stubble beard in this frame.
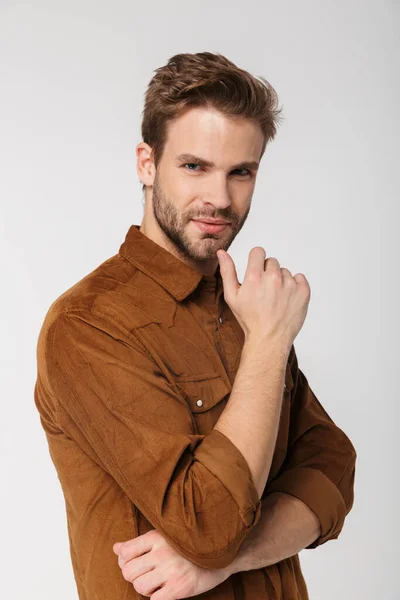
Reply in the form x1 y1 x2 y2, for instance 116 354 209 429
151 173 250 262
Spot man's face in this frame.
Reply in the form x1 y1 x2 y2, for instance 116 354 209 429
150 106 264 262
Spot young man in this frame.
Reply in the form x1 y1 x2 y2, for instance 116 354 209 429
34 52 356 599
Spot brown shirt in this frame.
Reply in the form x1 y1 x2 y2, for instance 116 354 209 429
34 224 357 600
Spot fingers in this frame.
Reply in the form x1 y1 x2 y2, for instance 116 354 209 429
244 246 266 279
217 249 240 300
120 551 158 584
114 533 154 566
149 586 174 600
293 272 311 298
281 267 294 283
113 542 122 555
264 257 283 284
281 267 309 296
243 247 284 283
127 567 165 597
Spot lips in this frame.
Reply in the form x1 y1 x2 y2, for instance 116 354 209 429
192 219 230 234
194 219 229 225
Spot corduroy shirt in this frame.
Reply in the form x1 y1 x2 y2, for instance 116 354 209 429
34 223 357 600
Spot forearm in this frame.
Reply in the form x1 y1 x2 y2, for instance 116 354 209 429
229 491 321 574
214 338 289 498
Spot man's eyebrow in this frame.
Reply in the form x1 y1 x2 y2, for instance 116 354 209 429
175 153 259 171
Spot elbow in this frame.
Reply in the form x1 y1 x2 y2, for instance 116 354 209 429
140 428 263 569
172 506 260 570
193 503 261 569
159 475 262 570
183 467 261 568
188 546 243 570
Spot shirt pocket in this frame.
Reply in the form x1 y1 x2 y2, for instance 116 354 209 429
175 373 231 434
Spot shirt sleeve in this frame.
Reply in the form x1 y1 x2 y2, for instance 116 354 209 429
36 309 262 569
265 345 357 549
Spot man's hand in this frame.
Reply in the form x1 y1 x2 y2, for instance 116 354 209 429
113 529 233 599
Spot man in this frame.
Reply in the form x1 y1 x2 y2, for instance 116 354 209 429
34 51 356 600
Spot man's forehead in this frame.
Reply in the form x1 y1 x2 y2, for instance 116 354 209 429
162 108 264 165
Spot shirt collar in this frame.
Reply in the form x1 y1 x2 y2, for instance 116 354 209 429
118 224 223 301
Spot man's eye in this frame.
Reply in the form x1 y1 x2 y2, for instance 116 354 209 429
182 164 251 176
233 168 251 177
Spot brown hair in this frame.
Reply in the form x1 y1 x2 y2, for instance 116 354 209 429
140 52 282 191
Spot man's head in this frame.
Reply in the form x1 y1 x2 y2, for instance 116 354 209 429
136 52 282 273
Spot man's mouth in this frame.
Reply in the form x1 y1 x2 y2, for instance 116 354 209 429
191 219 230 234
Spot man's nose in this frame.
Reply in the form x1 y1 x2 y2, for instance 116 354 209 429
205 176 232 210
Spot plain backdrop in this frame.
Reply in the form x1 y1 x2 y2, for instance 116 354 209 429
1 1 398 599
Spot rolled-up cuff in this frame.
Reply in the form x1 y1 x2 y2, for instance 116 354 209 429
194 428 262 528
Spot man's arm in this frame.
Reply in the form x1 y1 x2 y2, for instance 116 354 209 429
35 308 263 570
213 333 291 498
227 346 357 573
112 490 321 596
113 488 321 597
228 491 321 574
260 346 357 550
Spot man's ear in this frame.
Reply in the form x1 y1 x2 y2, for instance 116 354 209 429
136 142 156 187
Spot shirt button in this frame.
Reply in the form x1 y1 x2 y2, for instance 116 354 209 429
218 316 223 324
196 399 203 407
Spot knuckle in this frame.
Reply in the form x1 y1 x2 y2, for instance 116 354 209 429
269 269 282 283
133 579 145 594
157 546 172 560
148 528 159 541
247 269 261 282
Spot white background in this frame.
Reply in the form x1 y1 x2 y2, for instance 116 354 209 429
1 1 398 598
